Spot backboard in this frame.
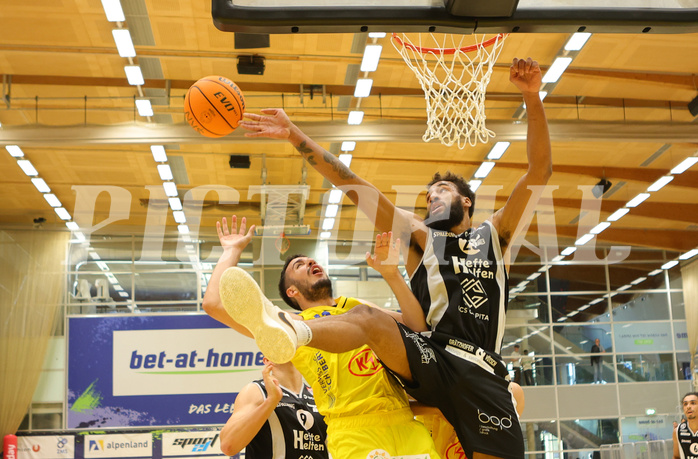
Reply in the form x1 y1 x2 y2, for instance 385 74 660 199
213 0 698 35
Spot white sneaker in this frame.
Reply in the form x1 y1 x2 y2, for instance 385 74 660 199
219 267 304 363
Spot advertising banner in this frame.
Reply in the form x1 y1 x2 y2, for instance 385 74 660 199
68 314 263 427
84 434 151 459
16 436 74 459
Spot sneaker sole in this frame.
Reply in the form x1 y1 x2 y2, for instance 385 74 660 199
219 267 297 363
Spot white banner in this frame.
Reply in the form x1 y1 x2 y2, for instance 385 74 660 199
17 436 74 459
161 432 224 457
613 322 673 353
84 434 151 459
112 328 263 396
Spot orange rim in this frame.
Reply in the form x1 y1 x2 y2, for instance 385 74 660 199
391 33 507 55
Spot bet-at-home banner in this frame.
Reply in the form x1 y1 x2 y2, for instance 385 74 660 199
68 314 264 427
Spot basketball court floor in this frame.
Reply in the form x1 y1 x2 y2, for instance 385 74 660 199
1 1 698 458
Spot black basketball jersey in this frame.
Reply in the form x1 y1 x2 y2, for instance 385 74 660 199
410 220 508 353
245 380 329 459
676 421 698 459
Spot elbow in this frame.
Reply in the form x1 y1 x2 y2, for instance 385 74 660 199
202 299 215 316
219 428 242 456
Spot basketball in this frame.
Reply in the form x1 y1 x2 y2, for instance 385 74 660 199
184 75 245 138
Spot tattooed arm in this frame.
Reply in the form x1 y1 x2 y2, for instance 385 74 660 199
240 109 421 242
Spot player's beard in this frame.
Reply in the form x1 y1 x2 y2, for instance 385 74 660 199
297 277 334 303
425 196 465 232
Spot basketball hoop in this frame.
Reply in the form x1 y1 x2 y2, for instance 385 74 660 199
391 33 507 149
275 232 291 255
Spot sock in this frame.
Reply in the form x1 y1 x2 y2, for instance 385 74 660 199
290 319 313 346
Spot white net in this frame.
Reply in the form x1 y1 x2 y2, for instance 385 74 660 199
392 33 507 149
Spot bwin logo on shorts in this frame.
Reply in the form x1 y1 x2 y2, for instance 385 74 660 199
478 410 512 430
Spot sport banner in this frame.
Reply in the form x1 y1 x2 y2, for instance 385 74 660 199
67 314 264 427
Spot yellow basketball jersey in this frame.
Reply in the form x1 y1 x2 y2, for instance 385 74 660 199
292 297 409 420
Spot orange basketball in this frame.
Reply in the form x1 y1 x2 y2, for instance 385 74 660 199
184 75 245 138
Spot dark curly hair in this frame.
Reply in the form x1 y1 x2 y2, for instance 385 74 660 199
427 171 475 217
278 254 305 311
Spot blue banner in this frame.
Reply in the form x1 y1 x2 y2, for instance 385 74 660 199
67 314 264 428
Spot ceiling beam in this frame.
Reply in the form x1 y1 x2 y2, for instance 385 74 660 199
2 120 698 146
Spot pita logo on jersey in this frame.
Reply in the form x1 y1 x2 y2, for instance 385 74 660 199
172 434 219 452
349 348 383 376
458 234 485 255
445 441 466 459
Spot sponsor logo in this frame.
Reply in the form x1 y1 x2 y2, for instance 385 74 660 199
32 445 41 452
478 409 512 435
405 332 436 365
85 434 151 458
445 441 466 459
348 348 383 376
366 450 391 459
296 409 315 430
172 434 219 452
5 444 16 459
88 441 103 452
691 443 698 454
458 234 485 255
292 431 325 452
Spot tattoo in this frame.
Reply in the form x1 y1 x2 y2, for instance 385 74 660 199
295 141 313 155
322 151 357 180
307 155 317 166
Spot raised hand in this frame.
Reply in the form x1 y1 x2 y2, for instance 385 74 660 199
509 57 542 94
239 108 293 140
366 232 401 278
261 362 283 405
217 215 255 252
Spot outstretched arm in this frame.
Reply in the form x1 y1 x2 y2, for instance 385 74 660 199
490 58 553 264
219 363 283 456
240 109 426 249
202 215 255 337
366 232 428 332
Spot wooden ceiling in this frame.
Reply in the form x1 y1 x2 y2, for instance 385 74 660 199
1 0 697 257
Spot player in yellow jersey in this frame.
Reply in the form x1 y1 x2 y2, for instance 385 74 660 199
203 215 441 459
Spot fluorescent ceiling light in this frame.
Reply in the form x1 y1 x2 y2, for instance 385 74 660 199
151 145 167 162
320 231 332 239
17 160 39 176
527 272 542 280
630 277 647 285
105 272 118 284
31 178 51 193
177 224 190 234
578 305 591 311
325 204 339 218
557 317 567 322
560 246 576 256
124 65 144 85
516 281 528 288
680 248 698 260
648 269 662 276
101 0 125 21
542 57 572 83
368 32 386 38
73 232 86 242
661 260 678 270
338 154 352 167
172 210 187 224
118 291 129 297
360 45 382 72
112 29 136 58
539 91 548 101
670 157 698 174
65 221 80 231
157 164 173 181
551 255 564 262
625 193 650 208
486 142 510 160
590 222 610 235
6 145 24 157
575 233 594 246
347 111 364 125
322 218 335 231
54 207 71 221
168 197 183 211
617 284 631 291
607 208 629 222
328 189 342 204
564 32 592 51
43 194 62 208
97 261 109 271
473 162 495 179
354 79 373 98
647 175 673 192
135 99 153 117
589 298 604 305
162 181 178 197
341 141 356 151
469 180 482 192
113 284 124 291
88 251 100 260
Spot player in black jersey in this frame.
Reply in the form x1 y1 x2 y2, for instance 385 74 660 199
239 57 551 459
219 357 329 459
674 392 698 459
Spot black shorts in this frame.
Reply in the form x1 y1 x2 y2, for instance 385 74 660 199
387 323 524 459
